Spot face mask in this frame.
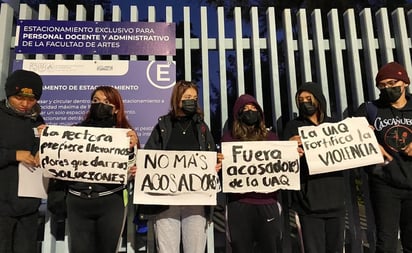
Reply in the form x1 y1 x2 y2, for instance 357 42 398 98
239 110 260 126
5 98 40 119
379 86 402 103
89 103 114 121
182 99 197 115
299 102 317 117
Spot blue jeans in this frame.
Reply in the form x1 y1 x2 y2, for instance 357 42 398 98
370 178 412 253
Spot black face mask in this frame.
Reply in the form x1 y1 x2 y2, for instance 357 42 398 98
239 110 260 126
83 103 116 127
182 99 197 115
379 86 402 103
90 103 114 120
299 102 317 117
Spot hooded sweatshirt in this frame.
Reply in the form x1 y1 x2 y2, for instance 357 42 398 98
356 93 412 189
221 94 278 204
283 82 345 217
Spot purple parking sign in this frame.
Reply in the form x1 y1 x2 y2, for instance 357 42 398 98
14 59 176 147
15 20 176 55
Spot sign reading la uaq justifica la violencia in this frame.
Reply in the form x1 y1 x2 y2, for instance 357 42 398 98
15 19 176 55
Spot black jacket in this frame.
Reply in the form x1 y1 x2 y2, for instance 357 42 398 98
0 100 44 216
283 117 345 217
139 113 216 216
145 114 215 151
283 83 345 217
355 94 412 189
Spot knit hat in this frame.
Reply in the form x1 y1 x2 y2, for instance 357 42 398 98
5 69 43 100
375 61 410 86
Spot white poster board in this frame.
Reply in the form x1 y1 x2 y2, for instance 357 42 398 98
221 141 300 193
40 125 130 184
298 117 384 175
134 149 219 205
18 163 48 199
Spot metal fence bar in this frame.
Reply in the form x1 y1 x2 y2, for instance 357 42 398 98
343 9 364 112
328 9 347 120
234 7 246 96
217 7 229 126
16 3 34 61
392 8 412 73
359 8 379 100
74 4 87 60
200 7 212 127
311 9 332 116
266 7 282 132
0 3 13 98
297 9 312 82
250 7 264 104
283 9 298 119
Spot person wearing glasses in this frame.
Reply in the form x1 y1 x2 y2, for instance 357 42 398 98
283 82 346 253
143 80 222 253
355 62 412 253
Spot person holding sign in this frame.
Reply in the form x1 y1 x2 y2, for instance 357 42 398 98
0 70 45 253
62 86 139 253
355 62 412 253
143 80 220 253
283 82 345 253
221 94 281 253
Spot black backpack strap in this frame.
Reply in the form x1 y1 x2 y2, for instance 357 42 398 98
365 101 378 125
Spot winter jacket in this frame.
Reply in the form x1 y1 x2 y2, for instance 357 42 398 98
283 83 345 217
0 100 44 216
145 114 215 152
139 113 216 216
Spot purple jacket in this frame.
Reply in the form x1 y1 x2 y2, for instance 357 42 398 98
221 94 278 205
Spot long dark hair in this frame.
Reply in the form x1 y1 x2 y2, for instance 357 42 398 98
84 86 133 129
232 108 268 141
168 80 203 119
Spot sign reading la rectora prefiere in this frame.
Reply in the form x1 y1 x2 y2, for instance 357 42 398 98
15 20 176 55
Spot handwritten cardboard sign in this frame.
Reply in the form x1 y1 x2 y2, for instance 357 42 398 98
40 125 130 184
221 141 300 193
134 149 219 205
298 117 384 175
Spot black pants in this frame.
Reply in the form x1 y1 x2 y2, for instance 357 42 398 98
66 191 126 253
0 212 38 253
299 214 345 253
370 178 412 253
227 201 281 253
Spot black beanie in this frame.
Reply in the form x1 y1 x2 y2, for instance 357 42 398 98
5 69 43 100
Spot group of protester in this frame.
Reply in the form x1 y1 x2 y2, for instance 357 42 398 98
1 61 411 253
